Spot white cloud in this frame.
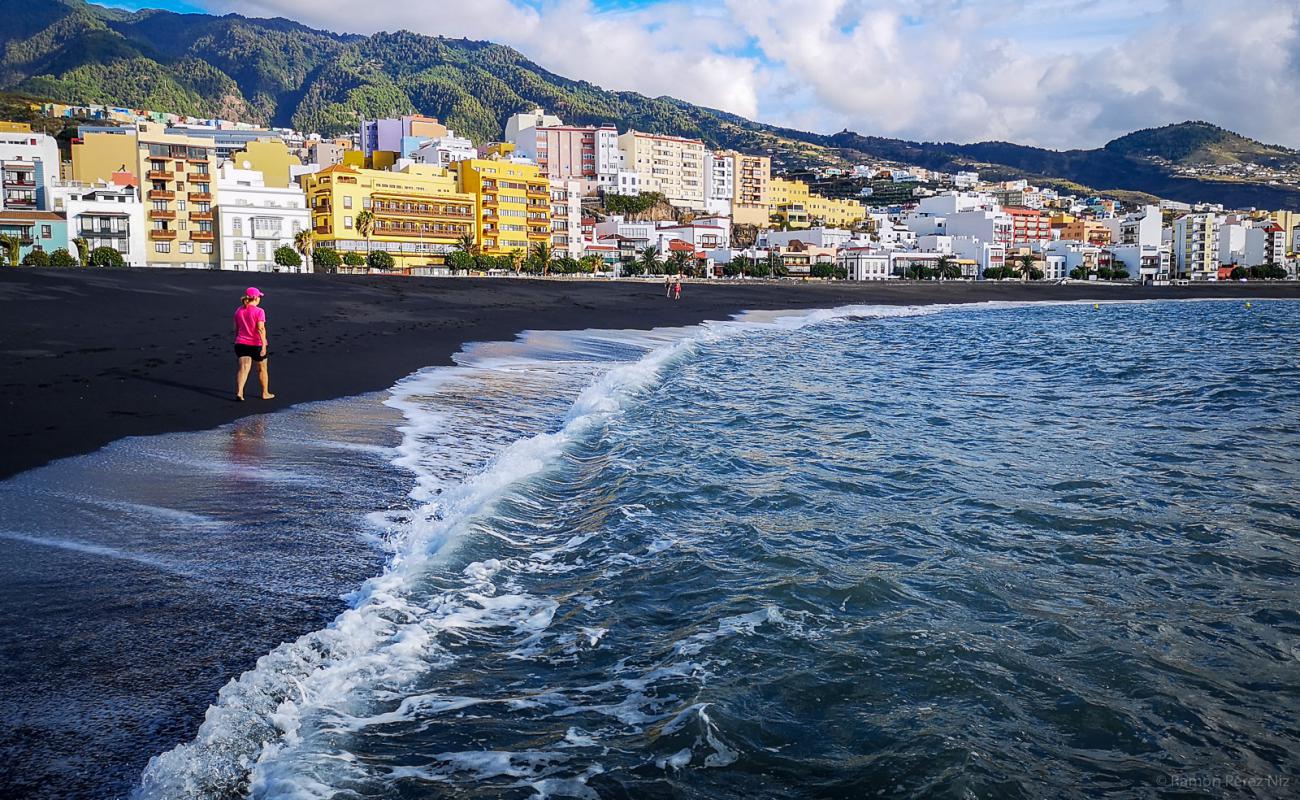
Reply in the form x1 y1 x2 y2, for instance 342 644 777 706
188 0 1300 149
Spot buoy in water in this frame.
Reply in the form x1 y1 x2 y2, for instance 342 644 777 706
1246 302 1253 309
1093 303 1099 310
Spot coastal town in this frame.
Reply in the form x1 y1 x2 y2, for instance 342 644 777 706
1 101 1297 284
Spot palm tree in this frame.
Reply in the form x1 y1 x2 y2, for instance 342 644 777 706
579 254 603 274
354 210 374 259
293 229 314 272
530 241 553 276
668 249 691 276
508 248 524 276
1015 254 1036 281
638 245 660 276
0 234 19 267
456 233 477 258
935 255 956 281
72 237 89 267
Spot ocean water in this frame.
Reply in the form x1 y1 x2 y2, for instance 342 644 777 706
3 299 1299 799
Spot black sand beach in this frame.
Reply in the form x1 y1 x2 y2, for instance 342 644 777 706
3 268 1299 480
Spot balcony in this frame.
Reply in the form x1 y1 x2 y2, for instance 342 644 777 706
189 211 213 222
2 177 35 187
526 188 549 198
190 230 214 241
482 197 499 208
149 229 177 240
147 170 174 181
147 189 174 201
188 192 212 202
148 209 175 220
187 155 209 164
81 228 128 238
2 197 35 208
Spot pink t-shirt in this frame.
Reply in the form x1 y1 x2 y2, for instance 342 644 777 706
234 304 266 346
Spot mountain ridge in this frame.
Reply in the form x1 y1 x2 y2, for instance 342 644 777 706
4 0 1300 210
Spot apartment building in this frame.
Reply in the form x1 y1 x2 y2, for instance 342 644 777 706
360 115 449 160
704 152 734 217
0 131 59 211
1244 222 1286 267
617 130 706 210
452 158 551 256
216 162 310 272
769 177 865 229
73 122 220 268
303 163 476 270
50 179 146 266
1060 218 1112 246
1004 206 1051 245
1173 213 1219 280
726 152 771 227
513 124 622 192
549 178 582 257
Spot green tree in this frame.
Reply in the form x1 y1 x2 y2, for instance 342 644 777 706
667 249 691 276
1015 254 1037 281
354 210 374 258
620 255 643 276
1230 265 1248 280
87 247 125 268
1069 265 1091 280
72 237 89 267
937 255 962 280
446 250 473 273
767 251 787 278
1110 266 1130 280
1097 266 1114 280
529 241 553 275
0 235 19 267
579 254 603 274
312 247 342 273
293 229 314 267
456 233 477 258
367 250 394 270
810 262 835 278
21 249 50 267
638 245 660 276
343 251 365 267
49 248 78 267
273 245 302 270
507 248 525 275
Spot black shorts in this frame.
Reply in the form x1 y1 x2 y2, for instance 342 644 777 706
234 343 268 361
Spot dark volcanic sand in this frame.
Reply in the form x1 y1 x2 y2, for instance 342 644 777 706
3 267 1299 480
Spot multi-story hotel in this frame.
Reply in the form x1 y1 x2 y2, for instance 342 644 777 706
452 158 552 256
1004 206 1052 245
0 130 59 212
617 130 706 210
72 122 219 268
302 163 476 271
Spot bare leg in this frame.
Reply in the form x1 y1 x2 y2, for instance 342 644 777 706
259 359 275 400
235 356 252 400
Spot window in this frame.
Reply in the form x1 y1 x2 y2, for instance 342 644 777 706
152 201 168 211
344 216 353 228
178 200 187 212
233 241 244 259
232 217 242 235
41 225 51 238
362 197 372 209
154 243 170 253
180 242 194 254
179 221 187 231
200 243 213 255
343 196 353 209
256 241 267 260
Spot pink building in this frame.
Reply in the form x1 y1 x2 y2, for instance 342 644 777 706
513 124 622 190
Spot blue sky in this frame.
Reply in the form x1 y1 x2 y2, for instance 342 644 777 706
91 1 1300 150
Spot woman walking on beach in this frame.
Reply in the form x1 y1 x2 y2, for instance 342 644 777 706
673 276 682 301
234 287 274 402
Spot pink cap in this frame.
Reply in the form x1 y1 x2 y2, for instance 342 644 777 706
245 287 263 298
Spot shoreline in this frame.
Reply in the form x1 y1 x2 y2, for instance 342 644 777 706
3 267 1300 480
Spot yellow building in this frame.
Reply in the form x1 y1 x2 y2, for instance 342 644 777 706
618 130 707 210
768 177 865 229
72 122 218 268
452 158 552 256
1268 210 1299 255
719 151 770 226
1060 219 1112 245
302 163 476 271
0 122 32 133
229 139 301 188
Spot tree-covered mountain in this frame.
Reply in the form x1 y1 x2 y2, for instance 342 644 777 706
4 0 1300 210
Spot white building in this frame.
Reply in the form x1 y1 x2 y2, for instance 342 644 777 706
411 134 476 167
916 191 996 216
215 161 310 272
946 208 1012 248
49 180 146 266
1 131 60 211
1244 222 1286 267
762 227 852 249
504 108 563 143
1108 244 1169 283
704 152 734 217
549 178 583 258
1217 221 1247 265
1105 204 1162 249
836 245 892 280
917 234 954 254
952 237 1004 278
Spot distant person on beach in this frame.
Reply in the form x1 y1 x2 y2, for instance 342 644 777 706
673 276 682 301
233 287 274 402
665 274 673 297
